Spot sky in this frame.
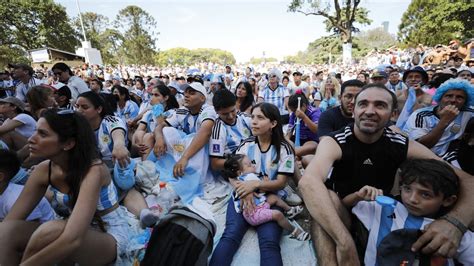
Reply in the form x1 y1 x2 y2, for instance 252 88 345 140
56 0 411 63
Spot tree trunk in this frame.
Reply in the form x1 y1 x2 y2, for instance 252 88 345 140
342 42 352 64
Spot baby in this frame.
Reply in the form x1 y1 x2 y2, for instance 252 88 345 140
222 154 309 241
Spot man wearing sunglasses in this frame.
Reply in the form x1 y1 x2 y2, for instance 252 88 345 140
52 62 89 101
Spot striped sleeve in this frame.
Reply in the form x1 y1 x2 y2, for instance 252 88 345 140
404 110 432 140
277 141 295 175
209 119 226 158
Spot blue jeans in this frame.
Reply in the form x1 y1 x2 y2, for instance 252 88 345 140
210 199 283 266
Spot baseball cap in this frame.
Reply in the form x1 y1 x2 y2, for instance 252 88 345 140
55 85 72 100
293 71 303 76
182 82 207 96
0 96 26 111
371 70 388 79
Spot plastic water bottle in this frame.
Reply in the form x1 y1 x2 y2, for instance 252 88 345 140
155 182 180 214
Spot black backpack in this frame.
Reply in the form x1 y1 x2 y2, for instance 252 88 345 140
141 206 216 266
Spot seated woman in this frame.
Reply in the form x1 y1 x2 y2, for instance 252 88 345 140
132 84 179 160
0 97 36 151
75 92 149 219
234 81 254 114
210 102 295 266
26 85 57 120
0 109 134 265
314 76 340 111
111 85 140 126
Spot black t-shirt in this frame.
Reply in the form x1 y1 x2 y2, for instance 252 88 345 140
326 125 409 198
318 106 354 137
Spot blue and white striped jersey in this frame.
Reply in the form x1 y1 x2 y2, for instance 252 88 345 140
95 115 127 161
353 200 474 266
139 109 175 133
115 100 139 123
235 136 294 180
209 112 252 157
258 84 289 115
165 104 216 134
403 106 473 155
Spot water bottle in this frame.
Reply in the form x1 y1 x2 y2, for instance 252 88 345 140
155 182 180 214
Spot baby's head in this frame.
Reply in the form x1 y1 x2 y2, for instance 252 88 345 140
399 159 459 218
221 154 256 181
0 149 21 186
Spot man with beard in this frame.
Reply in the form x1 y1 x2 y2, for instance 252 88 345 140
300 83 474 265
317 79 364 137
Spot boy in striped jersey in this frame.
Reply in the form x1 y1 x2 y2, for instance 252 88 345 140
349 159 473 265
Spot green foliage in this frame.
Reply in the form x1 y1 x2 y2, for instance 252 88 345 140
0 0 79 67
73 12 109 50
155 48 236 66
284 27 396 64
398 0 474 46
114 6 159 65
288 0 370 43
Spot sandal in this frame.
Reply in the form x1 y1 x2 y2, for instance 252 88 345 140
286 205 304 219
290 226 311 241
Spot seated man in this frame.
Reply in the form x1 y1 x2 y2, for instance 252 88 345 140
209 89 252 171
317 79 364 137
299 83 474 265
152 82 216 201
403 78 474 156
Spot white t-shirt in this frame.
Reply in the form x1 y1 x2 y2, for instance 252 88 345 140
67 76 90 100
8 113 36 138
0 183 55 223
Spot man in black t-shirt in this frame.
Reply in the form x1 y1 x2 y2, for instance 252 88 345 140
300 84 474 265
318 79 364 137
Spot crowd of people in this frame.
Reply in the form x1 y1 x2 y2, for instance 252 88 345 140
0 38 473 265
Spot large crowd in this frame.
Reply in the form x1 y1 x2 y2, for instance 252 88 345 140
0 38 473 265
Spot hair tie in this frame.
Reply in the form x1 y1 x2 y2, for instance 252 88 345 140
295 89 303 95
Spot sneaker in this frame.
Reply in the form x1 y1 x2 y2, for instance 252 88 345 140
283 185 302 206
139 208 161 228
286 205 304 219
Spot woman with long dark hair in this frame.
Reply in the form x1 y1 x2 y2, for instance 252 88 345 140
132 84 179 159
0 109 133 265
235 81 254 114
210 102 295 266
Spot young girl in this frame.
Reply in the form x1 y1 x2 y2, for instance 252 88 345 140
211 103 303 266
132 84 179 160
287 91 320 158
222 154 309 241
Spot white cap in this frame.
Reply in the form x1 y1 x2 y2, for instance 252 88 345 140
184 82 207 96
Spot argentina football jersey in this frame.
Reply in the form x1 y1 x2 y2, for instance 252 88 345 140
258 85 289 115
166 104 216 134
95 115 127 161
209 112 252 157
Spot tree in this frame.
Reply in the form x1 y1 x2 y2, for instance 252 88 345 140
155 48 236 66
288 0 371 63
114 6 158 65
0 0 79 67
249 57 278 65
398 0 474 46
355 27 397 52
73 12 109 50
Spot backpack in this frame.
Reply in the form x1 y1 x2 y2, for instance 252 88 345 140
141 206 216 266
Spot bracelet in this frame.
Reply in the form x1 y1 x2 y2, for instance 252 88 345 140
441 215 468 235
